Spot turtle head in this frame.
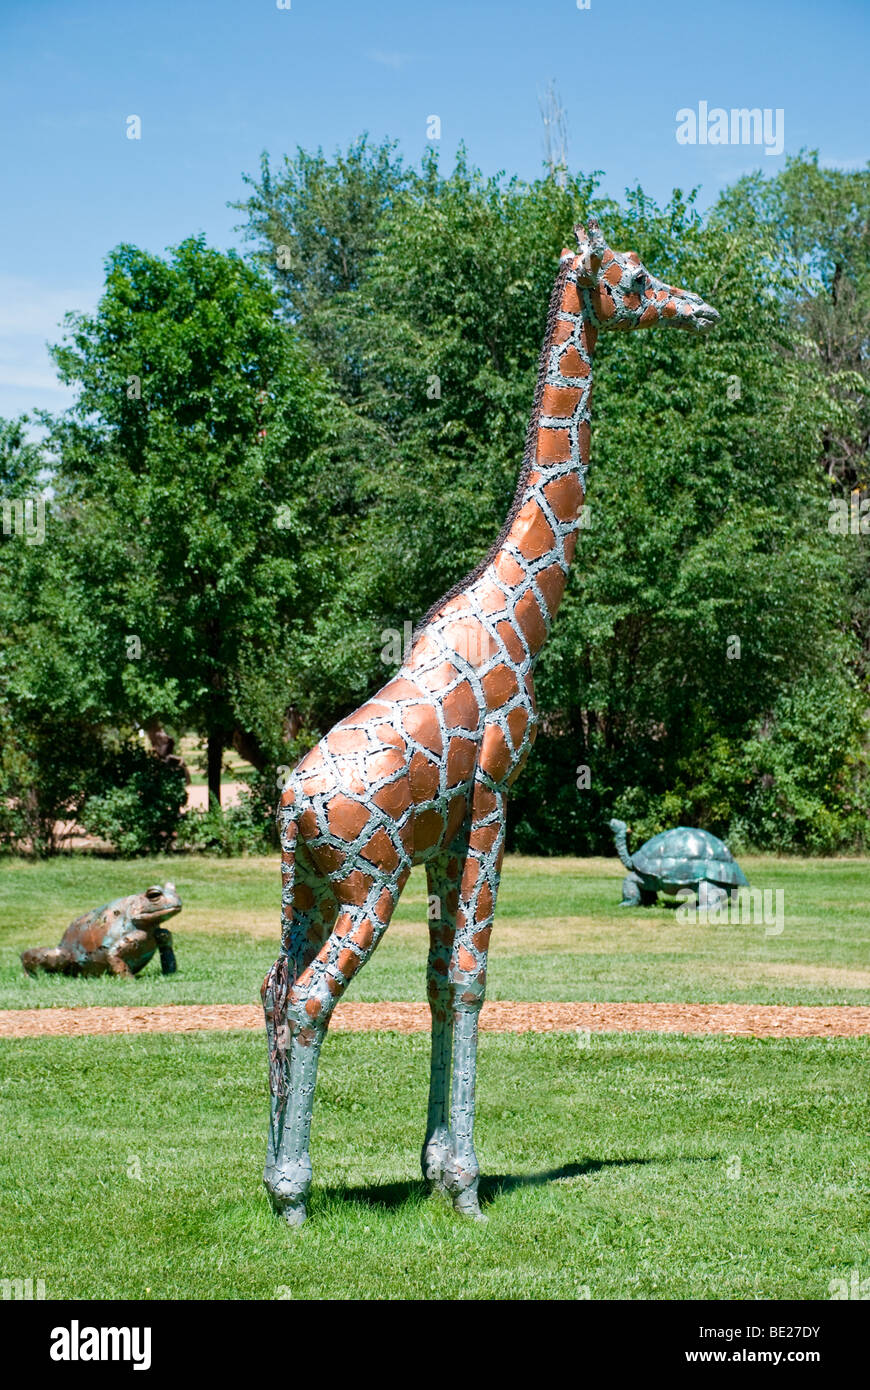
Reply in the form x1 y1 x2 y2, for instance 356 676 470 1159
608 818 634 870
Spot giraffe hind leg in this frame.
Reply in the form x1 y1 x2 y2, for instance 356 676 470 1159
264 858 400 1226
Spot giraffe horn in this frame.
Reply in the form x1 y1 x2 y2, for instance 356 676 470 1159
586 218 605 262
574 218 605 277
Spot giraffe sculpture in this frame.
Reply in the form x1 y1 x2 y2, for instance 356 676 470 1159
262 219 719 1225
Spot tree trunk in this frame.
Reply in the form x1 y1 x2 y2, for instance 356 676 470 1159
207 732 223 807
231 726 268 772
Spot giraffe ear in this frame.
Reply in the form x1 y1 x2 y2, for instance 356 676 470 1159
573 218 605 279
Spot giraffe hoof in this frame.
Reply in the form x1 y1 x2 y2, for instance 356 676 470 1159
266 1186 308 1226
280 1201 308 1228
453 1188 487 1222
421 1129 452 1194
264 1157 311 1225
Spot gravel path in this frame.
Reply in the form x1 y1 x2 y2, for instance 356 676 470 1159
1 1000 868 1039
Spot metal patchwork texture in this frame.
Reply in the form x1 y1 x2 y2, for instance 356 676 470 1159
261 221 720 1224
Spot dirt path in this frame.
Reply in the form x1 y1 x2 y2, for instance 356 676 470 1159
1 1000 868 1039
184 782 243 811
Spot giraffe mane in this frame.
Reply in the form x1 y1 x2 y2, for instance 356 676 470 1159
413 254 574 639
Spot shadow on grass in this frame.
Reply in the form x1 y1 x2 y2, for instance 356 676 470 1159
323 1156 673 1212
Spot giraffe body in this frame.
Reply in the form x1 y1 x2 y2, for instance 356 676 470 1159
263 220 719 1224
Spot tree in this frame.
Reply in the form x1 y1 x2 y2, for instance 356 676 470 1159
715 152 870 683
1 417 121 852
238 146 868 852
232 134 414 398
46 237 330 805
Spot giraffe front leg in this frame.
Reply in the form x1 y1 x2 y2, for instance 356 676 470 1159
264 1019 323 1225
422 844 466 1193
444 778 505 1221
263 820 336 1226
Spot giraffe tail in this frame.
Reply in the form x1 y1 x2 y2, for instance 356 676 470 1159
261 793 298 1101
277 792 299 954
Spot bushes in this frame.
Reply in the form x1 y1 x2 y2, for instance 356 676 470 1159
508 672 870 857
174 789 275 856
0 713 107 857
79 743 188 856
0 727 189 858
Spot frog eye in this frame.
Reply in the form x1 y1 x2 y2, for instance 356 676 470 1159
145 886 163 900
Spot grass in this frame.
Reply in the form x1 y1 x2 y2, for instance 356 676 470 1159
0 1029 866 1299
177 735 247 786
2 851 867 1300
1 853 868 1010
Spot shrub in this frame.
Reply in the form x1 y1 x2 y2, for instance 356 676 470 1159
79 743 187 855
174 789 274 856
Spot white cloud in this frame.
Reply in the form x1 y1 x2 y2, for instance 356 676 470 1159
0 276 98 415
0 275 97 339
366 48 412 70
0 361 70 392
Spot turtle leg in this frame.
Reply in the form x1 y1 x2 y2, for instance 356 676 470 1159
697 881 728 914
619 872 645 907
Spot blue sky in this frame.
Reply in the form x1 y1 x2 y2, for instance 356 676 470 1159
1 0 867 421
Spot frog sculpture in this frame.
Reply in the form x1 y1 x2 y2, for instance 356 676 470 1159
20 884 182 978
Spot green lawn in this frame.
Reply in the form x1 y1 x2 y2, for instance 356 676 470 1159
0 1030 866 1299
2 852 868 1300
1 853 868 1010
177 734 248 786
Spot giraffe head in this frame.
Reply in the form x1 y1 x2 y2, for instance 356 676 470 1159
568 218 719 333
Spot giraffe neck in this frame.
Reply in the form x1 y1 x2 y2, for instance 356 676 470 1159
486 258 598 665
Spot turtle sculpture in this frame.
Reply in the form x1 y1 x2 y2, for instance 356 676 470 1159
20 884 182 978
608 819 748 909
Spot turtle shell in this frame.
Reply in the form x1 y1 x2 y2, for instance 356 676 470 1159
633 827 748 889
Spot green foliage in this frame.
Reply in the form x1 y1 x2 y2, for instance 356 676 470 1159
42 237 331 794
78 742 187 856
232 134 414 396
715 151 870 682
3 148 867 857
174 790 274 856
239 146 869 854
0 415 44 497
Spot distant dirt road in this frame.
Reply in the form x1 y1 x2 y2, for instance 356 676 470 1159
184 782 243 811
1 1001 868 1039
